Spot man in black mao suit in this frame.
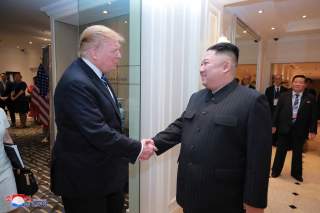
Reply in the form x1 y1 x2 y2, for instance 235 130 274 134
271 75 317 182
51 25 156 213
151 43 272 213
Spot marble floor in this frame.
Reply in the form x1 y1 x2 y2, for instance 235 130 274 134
7 118 320 213
266 132 320 213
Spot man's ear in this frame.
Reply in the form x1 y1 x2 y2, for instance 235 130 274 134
87 48 97 60
222 60 232 73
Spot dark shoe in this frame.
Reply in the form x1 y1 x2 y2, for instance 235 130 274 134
292 175 303 182
271 172 280 178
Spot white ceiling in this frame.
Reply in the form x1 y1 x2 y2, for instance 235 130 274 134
0 0 52 50
0 0 129 50
226 0 320 39
1 0 320 50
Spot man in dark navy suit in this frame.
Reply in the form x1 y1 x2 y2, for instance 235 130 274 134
51 25 156 213
151 43 272 213
271 75 317 182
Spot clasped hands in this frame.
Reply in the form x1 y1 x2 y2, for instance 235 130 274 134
139 139 157 160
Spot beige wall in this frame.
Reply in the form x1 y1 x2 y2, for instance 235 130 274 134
272 62 320 87
0 46 41 85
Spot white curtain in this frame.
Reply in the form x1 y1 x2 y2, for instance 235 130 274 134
140 1 202 213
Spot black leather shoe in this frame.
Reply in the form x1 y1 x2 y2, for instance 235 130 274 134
271 172 280 178
292 175 303 182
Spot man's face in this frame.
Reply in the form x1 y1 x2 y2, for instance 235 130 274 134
0 74 6 81
200 51 226 90
14 74 21 82
274 75 282 86
292 77 305 93
242 75 251 85
94 39 122 73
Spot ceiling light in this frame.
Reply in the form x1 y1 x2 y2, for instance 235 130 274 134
28 41 32 44
271 27 276 30
243 30 247 34
124 20 128 24
258 10 263 14
44 38 48 41
17 46 20 49
302 15 307 19
102 10 108 14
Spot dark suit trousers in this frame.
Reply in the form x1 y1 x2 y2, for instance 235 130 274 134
62 192 124 213
272 129 305 177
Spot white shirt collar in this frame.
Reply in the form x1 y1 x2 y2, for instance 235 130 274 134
81 57 103 79
292 91 302 97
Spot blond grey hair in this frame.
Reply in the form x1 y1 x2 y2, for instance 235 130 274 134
79 25 125 57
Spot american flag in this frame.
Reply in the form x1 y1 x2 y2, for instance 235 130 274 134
32 64 49 126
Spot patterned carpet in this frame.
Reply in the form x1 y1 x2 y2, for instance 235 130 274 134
8 120 129 213
9 122 64 213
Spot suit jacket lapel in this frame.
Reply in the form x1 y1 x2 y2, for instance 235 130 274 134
77 58 121 120
298 92 308 112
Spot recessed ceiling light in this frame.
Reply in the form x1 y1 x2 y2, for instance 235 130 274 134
258 10 263 14
271 27 276 30
124 20 128 24
102 10 108 14
28 41 32 44
243 30 247 34
302 15 307 19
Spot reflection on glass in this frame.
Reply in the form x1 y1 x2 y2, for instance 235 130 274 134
77 0 140 212
235 18 259 89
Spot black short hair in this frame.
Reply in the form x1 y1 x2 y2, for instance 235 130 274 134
305 77 313 83
292 75 306 82
207 42 239 65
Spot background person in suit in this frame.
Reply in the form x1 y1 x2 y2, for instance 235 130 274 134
271 75 317 182
305 78 316 97
11 73 29 128
0 73 8 110
265 74 288 115
150 43 272 213
241 74 256 89
51 25 156 213
265 74 288 146
0 73 15 127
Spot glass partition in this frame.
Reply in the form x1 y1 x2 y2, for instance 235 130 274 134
235 18 259 89
78 0 141 212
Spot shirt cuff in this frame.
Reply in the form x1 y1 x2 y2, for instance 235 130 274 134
136 141 144 162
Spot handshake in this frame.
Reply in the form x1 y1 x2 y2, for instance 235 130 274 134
139 139 158 160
